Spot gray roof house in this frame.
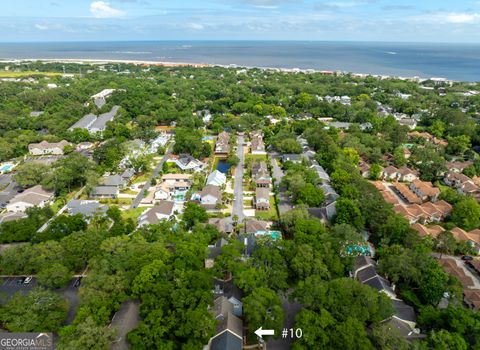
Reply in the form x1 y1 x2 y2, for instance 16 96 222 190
91 186 119 199
210 297 243 350
69 106 120 134
281 154 303 163
138 201 175 226
213 279 243 318
99 174 126 188
67 200 107 219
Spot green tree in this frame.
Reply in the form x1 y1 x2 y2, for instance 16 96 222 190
182 202 208 230
58 316 117 350
451 197 480 231
334 199 365 230
13 162 50 188
369 164 381 180
0 288 67 332
37 263 72 289
447 135 471 156
296 183 325 207
243 287 284 335
427 330 468 350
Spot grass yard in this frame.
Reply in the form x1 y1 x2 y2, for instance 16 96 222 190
121 207 146 222
0 71 64 78
255 196 278 221
245 154 268 162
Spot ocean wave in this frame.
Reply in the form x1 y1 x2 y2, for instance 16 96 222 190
108 51 153 55
385 51 397 55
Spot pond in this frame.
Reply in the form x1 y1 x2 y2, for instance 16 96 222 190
216 159 231 174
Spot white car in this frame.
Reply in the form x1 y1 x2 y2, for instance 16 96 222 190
24 276 33 284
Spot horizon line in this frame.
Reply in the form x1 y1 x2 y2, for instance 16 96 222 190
0 39 480 45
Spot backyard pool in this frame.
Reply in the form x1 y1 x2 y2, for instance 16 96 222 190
202 136 214 141
0 163 15 173
256 230 282 240
216 160 231 174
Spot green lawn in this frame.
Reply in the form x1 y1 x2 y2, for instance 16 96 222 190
0 71 64 78
121 207 146 222
245 154 268 162
255 197 278 221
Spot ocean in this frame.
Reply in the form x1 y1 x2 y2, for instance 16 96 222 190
0 41 479 82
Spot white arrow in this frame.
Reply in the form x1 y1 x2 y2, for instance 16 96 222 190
255 327 275 338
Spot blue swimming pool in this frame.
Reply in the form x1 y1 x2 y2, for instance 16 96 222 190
202 136 214 141
256 230 282 240
0 164 14 173
216 160 231 174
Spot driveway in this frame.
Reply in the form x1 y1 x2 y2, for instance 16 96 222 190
267 294 302 350
110 299 141 350
232 136 245 222
131 145 173 209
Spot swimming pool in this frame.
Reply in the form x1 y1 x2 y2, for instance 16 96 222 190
256 230 282 240
202 136 214 141
0 163 14 173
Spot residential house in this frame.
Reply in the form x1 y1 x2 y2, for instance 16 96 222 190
244 219 268 235
311 164 330 182
398 167 419 183
209 296 243 350
354 256 419 339
359 162 370 178
76 142 95 151
66 200 107 220
69 106 120 134
99 174 127 189
205 238 229 268
161 173 193 186
320 183 339 204
213 279 243 317
208 218 234 235
90 186 119 199
410 180 440 202
450 228 480 254
381 166 399 181
393 200 452 224
207 170 227 187
0 212 27 224
252 161 271 187
137 201 175 226
398 118 417 130
196 185 222 210
392 183 422 204
172 154 205 172
446 161 473 173
90 89 116 108
154 182 171 201
412 223 445 239
281 154 303 163
250 131 266 154
6 185 54 213
254 187 270 211
215 132 231 155
28 140 71 155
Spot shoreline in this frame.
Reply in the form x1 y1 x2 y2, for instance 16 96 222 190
0 57 453 83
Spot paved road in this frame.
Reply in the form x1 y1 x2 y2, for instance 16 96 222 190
130 144 173 209
267 294 302 350
110 299 141 350
269 153 292 216
232 136 245 222
0 174 19 209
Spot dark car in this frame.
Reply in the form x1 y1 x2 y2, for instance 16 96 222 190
74 277 82 288
16 278 25 284
461 256 474 261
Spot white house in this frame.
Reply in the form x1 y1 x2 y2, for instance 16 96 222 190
28 140 71 155
207 170 227 187
6 185 54 213
138 201 175 226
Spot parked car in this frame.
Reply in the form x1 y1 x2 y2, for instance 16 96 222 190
74 277 82 288
16 277 25 284
462 256 474 261
24 276 33 284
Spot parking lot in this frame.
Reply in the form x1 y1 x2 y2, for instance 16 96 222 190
0 277 80 325
0 276 38 299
